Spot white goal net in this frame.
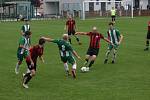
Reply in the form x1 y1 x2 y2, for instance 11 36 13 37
82 0 133 20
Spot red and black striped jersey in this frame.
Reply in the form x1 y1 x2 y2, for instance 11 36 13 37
66 19 75 31
29 45 44 62
87 32 104 48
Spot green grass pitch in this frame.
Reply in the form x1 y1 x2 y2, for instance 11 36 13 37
0 17 150 100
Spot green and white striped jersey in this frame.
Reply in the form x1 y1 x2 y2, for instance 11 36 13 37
51 39 73 57
107 29 120 45
21 24 30 33
18 36 30 54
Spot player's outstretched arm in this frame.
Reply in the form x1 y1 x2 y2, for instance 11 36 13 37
41 37 54 42
75 32 87 35
118 34 123 45
103 37 114 46
72 50 81 60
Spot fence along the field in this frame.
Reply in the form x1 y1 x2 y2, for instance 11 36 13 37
82 0 134 20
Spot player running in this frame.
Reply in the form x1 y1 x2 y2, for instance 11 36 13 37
104 22 123 64
21 19 30 35
75 26 113 71
42 34 81 78
15 31 32 74
64 16 81 45
22 38 45 89
144 21 150 51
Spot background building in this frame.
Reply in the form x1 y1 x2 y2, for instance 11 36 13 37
42 0 150 18
0 0 150 20
42 0 83 18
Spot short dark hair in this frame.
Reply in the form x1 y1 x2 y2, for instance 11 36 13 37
24 31 31 36
109 22 114 26
39 38 45 45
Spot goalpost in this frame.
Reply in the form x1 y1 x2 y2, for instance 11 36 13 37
82 0 133 20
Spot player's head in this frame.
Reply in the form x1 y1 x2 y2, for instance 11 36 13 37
24 19 29 24
148 21 150 26
68 15 72 20
92 26 97 33
39 38 45 47
109 22 114 29
112 7 114 9
24 31 31 38
62 34 68 41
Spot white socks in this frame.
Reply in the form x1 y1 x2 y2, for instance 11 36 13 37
64 63 77 71
72 63 77 70
64 63 69 71
16 63 19 69
15 63 20 74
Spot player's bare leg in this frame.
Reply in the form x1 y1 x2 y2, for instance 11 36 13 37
85 55 96 71
87 55 96 69
71 63 77 79
15 61 22 74
104 50 111 64
23 69 35 89
112 49 117 64
83 55 90 67
64 63 71 77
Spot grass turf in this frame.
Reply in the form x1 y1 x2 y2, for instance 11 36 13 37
0 17 150 100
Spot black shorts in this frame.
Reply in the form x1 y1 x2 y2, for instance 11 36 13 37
147 31 150 39
86 48 99 56
68 30 75 35
111 16 116 18
26 61 37 71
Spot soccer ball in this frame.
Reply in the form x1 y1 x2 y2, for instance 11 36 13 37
81 67 89 72
81 67 87 72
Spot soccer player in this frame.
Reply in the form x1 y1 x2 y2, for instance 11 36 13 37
111 7 116 22
42 34 81 78
75 27 113 70
65 16 81 45
144 21 150 51
21 19 30 35
104 22 123 64
22 38 45 89
15 31 32 74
